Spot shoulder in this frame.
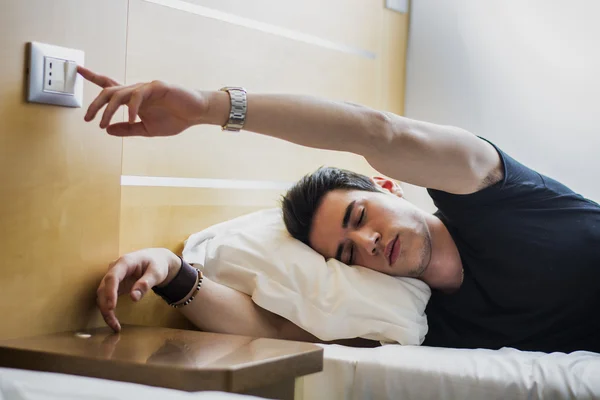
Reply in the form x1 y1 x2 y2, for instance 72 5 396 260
427 139 546 209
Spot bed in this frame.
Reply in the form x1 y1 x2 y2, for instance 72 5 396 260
297 344 600 399
3 345 599 400
0 366 264 400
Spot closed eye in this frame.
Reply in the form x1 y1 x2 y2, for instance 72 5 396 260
357 208 365 227
348 209 366 264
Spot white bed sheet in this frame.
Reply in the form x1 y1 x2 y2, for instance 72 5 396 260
298 345 600 400
0 367 264 400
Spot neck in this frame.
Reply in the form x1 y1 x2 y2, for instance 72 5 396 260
420 214 463 292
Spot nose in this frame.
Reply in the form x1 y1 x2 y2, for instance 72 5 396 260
350 228 382 256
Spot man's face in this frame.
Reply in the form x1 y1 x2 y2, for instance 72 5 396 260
308 186 432 277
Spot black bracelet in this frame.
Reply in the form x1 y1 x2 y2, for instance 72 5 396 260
152 257 198 304
170 270 202 309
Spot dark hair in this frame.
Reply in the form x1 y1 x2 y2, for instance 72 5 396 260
281 166 379 247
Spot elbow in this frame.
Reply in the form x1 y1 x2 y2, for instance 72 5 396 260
359 109 398 157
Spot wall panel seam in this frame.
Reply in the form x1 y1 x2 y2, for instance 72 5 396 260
142 0 376 59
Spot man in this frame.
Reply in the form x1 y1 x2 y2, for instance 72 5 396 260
82 67 600 353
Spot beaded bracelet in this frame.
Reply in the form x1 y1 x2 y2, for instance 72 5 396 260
170 269 203 309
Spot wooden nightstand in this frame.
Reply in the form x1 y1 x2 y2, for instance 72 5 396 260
0 325 323 399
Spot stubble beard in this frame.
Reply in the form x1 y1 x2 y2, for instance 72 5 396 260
408 218 432 278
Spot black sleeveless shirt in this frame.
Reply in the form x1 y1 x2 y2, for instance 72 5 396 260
423 140 600 353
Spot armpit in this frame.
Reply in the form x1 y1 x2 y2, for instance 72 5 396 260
478 162 504 190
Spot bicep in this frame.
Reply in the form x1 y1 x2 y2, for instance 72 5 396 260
367 115 502 194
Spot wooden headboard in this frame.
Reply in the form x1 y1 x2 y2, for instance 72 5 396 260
0 0 409 340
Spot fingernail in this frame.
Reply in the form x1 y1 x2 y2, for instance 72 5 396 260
131 290 142 301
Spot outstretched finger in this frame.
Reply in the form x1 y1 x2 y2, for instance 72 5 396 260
85 87 120 123
78 66 120 88
100 87 137 129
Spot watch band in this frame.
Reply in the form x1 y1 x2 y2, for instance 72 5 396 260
152 257 197 304
219 86 247 132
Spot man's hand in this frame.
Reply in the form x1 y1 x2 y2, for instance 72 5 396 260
78 66 211 137
96 248 181 332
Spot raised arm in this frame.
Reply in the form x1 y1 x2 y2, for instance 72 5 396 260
80 67 502 194
206 92 502 194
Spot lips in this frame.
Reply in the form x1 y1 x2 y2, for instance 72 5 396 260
386 235 400 266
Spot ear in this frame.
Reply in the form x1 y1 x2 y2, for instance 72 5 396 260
371 176 404 198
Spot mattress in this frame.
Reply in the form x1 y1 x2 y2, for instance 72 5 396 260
0 367 264 400
298 344 600 400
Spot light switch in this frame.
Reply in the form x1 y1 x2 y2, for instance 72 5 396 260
27 42 84 107
64 61 77 94
42 57 77 95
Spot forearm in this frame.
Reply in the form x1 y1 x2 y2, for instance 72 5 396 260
178 276 282 338
180 280 377 345
179 277 377 345
156 256 278 337
163 255 377 345
204 91 391 156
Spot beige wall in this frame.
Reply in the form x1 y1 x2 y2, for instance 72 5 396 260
0 0 409 338
404 0 600 210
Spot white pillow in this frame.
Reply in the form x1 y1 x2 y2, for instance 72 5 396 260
182 208 430 345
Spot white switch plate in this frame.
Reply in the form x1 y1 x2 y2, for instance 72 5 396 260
27 42 84 107
385 0 408 13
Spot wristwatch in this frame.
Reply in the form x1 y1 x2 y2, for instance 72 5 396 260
219 86 247 132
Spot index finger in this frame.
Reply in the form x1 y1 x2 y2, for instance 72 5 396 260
96 281 121 332
99 302 121 333
77 66 120 88
102 259 133 310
